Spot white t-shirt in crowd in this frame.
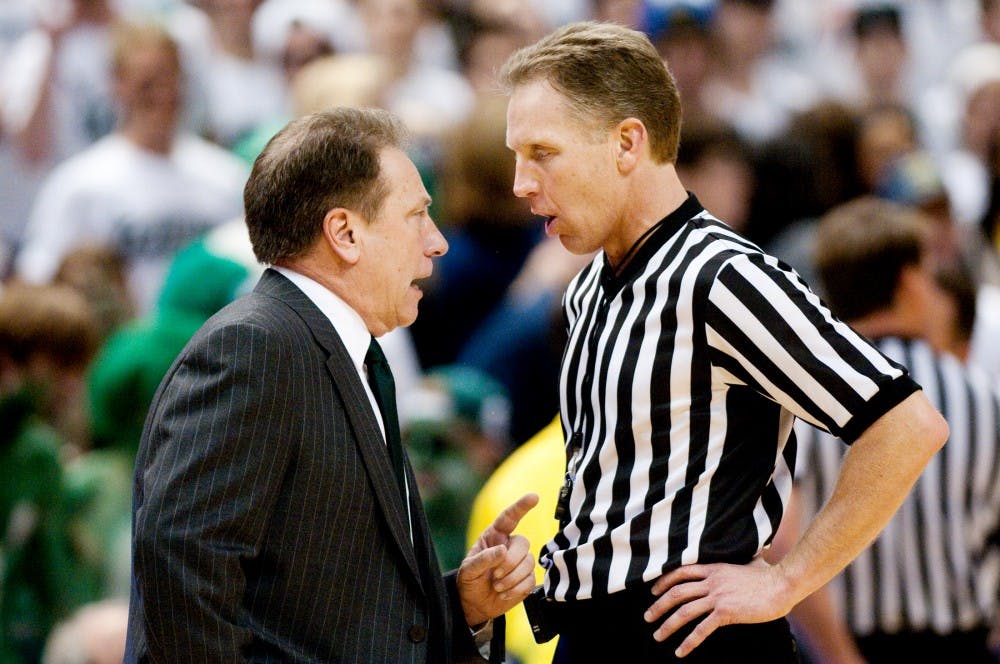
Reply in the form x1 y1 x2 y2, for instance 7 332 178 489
16 132 247 312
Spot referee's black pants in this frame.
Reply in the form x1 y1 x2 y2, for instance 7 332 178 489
548 581 801 663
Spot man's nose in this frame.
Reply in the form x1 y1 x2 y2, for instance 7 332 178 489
425 217 448 257
512 162 537 198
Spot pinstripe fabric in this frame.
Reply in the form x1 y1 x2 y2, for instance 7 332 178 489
543 195 920 601
126 269 480 663
794 337 1000 636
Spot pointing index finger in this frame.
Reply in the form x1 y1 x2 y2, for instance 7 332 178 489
491 493 539 537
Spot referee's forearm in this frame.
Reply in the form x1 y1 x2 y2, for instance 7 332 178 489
776 391 947 606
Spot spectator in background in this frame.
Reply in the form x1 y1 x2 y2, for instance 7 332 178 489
822 5 915 111
455 16 533 97
701 0 819 144
742 101 855 255
876 150 963 268
0 281 100 455
0 0 117 166
749 102 917 268
0 1 36 53
229 9 337 166
409 95 538 370
61 439 134 610
982 0 1000 42
51 245 133 343
650 3 715 125
358 0 474 150
0 281 100 663
937 42 1000 228
674 119 754 236
850 5 910 108
456 237 590 445
285 52 391 118
0 0 120 272
460 0 549 48
253 0 367 58
776 197 1000 664
277 17 335 83
898 0 983 96
975 128 1000 285
168 0 287 148
14 21 247 314
855 103 920 195
966 128 1000 380
872 125 1000 386
933 263 980 363
913 2 998 160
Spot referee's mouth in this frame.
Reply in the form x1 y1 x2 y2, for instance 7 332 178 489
542 215 557 236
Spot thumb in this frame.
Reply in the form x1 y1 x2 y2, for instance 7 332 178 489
460 544 508 582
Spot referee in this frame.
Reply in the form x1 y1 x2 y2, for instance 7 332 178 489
501 22 948 663
782 197 1000 663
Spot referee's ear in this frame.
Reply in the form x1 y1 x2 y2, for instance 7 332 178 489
614 118 646 175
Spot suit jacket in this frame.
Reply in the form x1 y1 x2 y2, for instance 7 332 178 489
126 269 499 663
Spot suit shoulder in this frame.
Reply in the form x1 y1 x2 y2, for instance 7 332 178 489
170 293 315 374
200 291 308 337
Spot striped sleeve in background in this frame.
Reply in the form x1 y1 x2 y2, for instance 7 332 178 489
795 337 1000 635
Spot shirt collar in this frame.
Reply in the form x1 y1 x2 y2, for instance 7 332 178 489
600 192 704 295
272 266 371 373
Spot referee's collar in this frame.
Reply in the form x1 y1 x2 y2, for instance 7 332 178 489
600 192 704 295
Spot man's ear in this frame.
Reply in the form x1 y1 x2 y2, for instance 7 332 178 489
323 208 362 264
615 118 646 174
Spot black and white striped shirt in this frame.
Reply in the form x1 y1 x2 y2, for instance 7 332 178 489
795 336 1000 636
542 195 920 601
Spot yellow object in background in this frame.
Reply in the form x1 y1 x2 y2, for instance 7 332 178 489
467 416 565 664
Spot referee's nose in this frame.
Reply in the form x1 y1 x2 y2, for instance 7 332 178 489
512 157 538 199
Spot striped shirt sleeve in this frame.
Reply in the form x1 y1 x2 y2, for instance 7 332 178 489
703 251 919 443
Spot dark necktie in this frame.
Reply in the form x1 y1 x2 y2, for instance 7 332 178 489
365 338 408 502
369 342 439 620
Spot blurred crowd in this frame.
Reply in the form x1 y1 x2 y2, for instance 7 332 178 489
0 0 999 661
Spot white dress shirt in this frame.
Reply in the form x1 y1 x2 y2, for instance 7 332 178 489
273 266 413 539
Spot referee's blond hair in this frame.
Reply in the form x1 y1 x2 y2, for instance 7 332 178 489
499 21 683 164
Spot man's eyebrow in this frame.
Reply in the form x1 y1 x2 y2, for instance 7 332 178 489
510 139 553 153
415 195 432 211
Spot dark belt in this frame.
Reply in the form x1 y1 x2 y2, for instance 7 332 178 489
523 580 658 644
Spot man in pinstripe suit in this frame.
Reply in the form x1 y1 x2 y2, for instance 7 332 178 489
776 197 1000 662
125 107 538 663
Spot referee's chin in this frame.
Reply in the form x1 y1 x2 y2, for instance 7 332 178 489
557 236 597 256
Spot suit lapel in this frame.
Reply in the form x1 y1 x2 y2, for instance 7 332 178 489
254 269 424 589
